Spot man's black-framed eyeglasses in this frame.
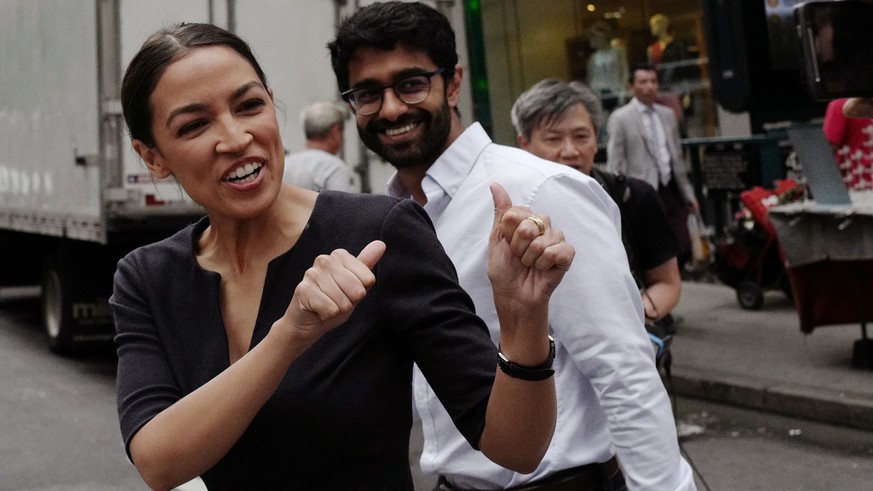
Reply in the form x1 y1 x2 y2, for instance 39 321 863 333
341 68 445 116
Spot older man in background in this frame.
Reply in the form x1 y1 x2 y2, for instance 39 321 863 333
283 100 356 192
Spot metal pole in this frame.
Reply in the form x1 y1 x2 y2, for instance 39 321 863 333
333 0 347 25
333 0 370 193
227 0 236 33
96 0 123 189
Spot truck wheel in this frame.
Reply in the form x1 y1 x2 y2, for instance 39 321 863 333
736 281 765 310
40 241 117 355
41 256 75 354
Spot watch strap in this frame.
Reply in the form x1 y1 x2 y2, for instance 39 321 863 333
497 336 555 381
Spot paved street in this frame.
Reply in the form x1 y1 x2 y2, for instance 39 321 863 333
4 282 873 491
669 280 873 431
675 397 873 491
0 286 144 490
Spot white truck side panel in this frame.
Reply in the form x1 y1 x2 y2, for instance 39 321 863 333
117 0 211 208
0 0 102 237
0 0 471 236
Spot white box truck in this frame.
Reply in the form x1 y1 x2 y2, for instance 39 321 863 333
0 0 367 353
0 0 216 353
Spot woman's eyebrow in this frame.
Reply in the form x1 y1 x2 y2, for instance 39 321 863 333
165 81 263 128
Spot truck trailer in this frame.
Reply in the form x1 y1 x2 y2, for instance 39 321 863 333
0 0 360 353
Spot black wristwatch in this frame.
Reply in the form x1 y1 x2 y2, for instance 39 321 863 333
497 336 556 381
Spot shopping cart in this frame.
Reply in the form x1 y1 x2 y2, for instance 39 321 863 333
713 179 805 309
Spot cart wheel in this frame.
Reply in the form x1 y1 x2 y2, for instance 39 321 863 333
737 281 765 310
780 275 794 303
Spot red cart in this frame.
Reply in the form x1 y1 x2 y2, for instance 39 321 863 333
713 179 804 309
769 201 873 369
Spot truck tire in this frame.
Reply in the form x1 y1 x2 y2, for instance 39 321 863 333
40 241 117 355
41 255 75 354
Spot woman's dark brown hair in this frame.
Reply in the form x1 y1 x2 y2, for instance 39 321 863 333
121 22 269 147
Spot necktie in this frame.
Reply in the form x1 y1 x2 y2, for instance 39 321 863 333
644 108 672 186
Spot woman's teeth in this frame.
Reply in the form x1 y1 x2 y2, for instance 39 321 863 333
385 123 416 137
226 162 263 184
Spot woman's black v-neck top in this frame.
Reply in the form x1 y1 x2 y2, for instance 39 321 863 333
111 191 497 490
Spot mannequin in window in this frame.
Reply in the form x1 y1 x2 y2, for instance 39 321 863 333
648 13 697 134
586 21 628 111
648 14 689 87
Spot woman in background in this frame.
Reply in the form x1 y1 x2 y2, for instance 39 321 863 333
824 97 873 190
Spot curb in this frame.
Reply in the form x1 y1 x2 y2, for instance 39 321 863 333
666 369 873 432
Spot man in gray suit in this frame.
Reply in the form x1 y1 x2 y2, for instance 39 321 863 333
607 63 698 268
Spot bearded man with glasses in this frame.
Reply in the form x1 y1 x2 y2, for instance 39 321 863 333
329 2 694 491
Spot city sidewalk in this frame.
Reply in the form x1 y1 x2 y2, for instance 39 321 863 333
668 280 873 431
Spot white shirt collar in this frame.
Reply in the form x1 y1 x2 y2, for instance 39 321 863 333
631 97 654 114
385 122 489 207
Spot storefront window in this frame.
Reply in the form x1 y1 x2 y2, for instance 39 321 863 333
477 0 715 146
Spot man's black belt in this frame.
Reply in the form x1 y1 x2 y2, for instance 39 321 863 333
436 455 621 491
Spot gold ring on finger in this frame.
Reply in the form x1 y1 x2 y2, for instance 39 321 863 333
526 215 546 236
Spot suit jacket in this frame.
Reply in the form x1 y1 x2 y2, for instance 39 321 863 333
606 99 695 203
